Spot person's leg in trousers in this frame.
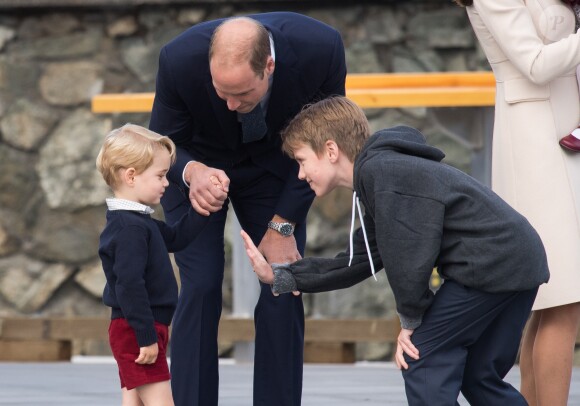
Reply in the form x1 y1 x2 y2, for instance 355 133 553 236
163 186 228 406
402 281 468 406
228 163 305 406
403 281 532 406
461 288 538 406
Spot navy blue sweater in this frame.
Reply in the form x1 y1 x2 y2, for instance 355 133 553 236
99 207 208 346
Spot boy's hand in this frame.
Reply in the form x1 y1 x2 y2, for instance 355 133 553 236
395 328 419 370
241 230 274 284
185 161 229 216
135 342 159 364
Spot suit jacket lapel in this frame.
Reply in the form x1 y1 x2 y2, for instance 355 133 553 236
206 80 240 150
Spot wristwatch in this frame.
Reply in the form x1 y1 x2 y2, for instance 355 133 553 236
267 221 295 236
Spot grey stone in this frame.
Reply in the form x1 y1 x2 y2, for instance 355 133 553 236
42 282 109 318
119 37 158 84
0 25 15 51
0 99 57 150
366 8 405 45
17 14 80 39
0 224 19 257
8 28 102 59
119 26 182 84
27 206 105 264
106 15 138 38
427 28 475 49
445 52 469 72
346 41 382 74
0 56 41 98
75 261 106 299
39 61 104 106
408 8 467 40
37 109 112 210
137 9 172 30
0 144 38 211
0 255 74 313
177 8 206 26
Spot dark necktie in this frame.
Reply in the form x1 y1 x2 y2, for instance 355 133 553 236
240 103 268 143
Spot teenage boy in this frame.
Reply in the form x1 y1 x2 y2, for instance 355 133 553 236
96 124 210 406
241 96 550 406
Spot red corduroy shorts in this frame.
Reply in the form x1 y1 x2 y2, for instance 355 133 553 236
108 318 170 390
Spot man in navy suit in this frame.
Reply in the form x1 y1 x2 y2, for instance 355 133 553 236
149 12 346 406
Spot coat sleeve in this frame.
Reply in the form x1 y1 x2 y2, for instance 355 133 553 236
153 207 210 253
149 47 196 186
470 1 580 84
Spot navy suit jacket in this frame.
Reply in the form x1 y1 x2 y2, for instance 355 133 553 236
149 12 346 224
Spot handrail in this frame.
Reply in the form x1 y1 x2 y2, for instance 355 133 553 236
91 71 496 113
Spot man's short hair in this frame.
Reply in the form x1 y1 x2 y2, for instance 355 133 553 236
281 96 370 161
96 123 176 190
209 17 271 78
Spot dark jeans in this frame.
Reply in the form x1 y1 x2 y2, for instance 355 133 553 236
402 280 537 406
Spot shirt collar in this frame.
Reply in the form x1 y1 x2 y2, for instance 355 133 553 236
106 198 155 214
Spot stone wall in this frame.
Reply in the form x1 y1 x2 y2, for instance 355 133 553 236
0 1 489 359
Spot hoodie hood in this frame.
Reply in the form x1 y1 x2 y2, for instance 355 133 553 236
355 125 446 172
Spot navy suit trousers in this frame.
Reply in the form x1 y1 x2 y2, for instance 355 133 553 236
163 160 305 406
402 280 537 406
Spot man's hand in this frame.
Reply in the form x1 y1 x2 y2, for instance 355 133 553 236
241 229 274 284
395 328 419 370
135 342 159 364
185 161 230 216
258 215 301 264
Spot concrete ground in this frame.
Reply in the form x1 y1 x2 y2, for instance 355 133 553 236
0 358 579 405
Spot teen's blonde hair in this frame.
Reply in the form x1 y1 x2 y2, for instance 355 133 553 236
96 123 176 189
281 96 370 161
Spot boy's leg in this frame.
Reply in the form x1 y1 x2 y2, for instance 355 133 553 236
136 381 174 406
402 281 469 405
402 281 533 406
461 287 537 405
121 387 144 406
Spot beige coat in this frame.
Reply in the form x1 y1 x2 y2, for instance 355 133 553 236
467 0 580 310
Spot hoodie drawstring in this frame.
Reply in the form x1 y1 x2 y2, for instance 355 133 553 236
349 191 377 281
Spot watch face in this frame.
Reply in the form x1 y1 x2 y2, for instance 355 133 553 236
279 223 293 236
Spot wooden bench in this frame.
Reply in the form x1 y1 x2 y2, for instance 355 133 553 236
0 316 400 363
91 71 496 113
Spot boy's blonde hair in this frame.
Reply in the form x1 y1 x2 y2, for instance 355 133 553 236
96 123 176 190
281 96 370 161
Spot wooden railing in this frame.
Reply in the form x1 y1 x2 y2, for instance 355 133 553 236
0 316 400 363
91 71 496 113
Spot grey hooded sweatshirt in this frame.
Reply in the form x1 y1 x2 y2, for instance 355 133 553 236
273 125 549 329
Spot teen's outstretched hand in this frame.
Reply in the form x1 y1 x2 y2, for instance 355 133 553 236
241 230 274 284
395 328 419 370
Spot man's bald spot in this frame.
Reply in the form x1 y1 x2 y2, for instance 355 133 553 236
210 17 262 68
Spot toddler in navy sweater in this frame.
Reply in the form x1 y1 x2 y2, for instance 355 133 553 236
96 124 210 406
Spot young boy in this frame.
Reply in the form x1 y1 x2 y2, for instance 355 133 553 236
96 124 210 406
241 97 550 406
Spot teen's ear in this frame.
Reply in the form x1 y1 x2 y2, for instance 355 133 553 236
325 140 339 163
